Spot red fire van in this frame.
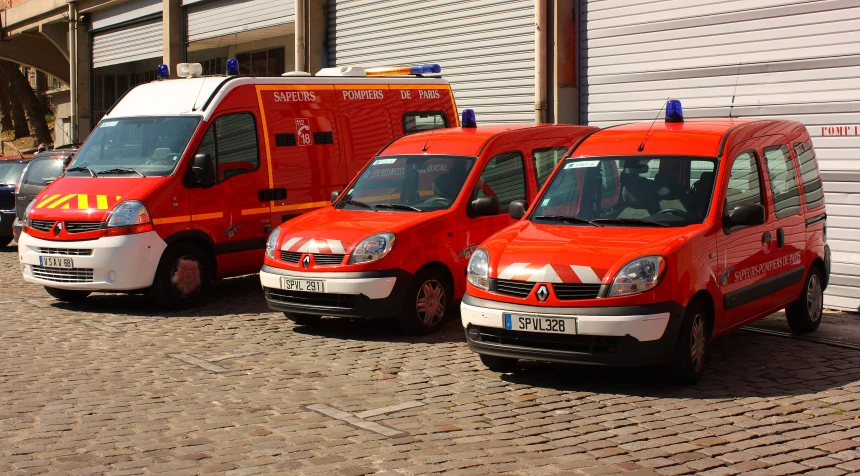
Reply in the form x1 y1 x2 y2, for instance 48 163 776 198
260 112 597 334
462 100 830 383
18 62 457 307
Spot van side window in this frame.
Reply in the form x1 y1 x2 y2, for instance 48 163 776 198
475 151 526 212
793 142 824 209
725 151 763 213
763 145 801 218
196 113 259 182
402 111 448 135
532 147 568 188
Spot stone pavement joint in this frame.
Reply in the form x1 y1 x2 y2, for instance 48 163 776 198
354 400 425 419
306 404 405 437
168 353 228 373
80 319 121 334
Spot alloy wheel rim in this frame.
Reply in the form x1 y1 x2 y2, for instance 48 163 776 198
690 314 706 374
416 279 446 327
171 255 202 298
807 274 823 322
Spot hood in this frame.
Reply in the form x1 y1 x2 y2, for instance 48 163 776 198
278 207 437 253
486 221 695 284
28 176 168 222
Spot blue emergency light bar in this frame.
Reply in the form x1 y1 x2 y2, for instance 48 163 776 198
226 59 240 76
462 109 477 128
410 64 441 75
156 64 170 80
666 99 683 123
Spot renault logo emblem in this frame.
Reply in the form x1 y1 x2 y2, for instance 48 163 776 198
536 284 549 302
302 254 310 268
53 222 62 237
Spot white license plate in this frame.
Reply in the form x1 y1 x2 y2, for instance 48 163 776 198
504 313 576 335
280 277 325 293
40 256 74 269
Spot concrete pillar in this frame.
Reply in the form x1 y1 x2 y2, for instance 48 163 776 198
552 0 578 124
163 0 182 74
73 21 91 139
307 0 327 74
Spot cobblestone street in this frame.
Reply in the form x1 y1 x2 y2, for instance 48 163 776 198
2 247 860 475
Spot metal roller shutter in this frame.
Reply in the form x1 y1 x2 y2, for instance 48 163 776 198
92 19 163 69
328 0 536 124
185 0 296 43
580 0 860 311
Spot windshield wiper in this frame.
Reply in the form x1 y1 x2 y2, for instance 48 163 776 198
375 203 423 212
592 218 670 227
343 199 377 211
533 215 600 227
66 166 97 178
99 167 146 177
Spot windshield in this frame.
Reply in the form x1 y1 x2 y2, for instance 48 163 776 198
67 116 201 177
22 158 63 186
532 156 717 227
336 155 477 212
0 162 26 186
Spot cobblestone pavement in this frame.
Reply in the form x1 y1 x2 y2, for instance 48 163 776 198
2 247 860 475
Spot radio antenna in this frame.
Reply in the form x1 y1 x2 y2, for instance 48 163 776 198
422 128 436 152
637 98 668 152
729 62 741 118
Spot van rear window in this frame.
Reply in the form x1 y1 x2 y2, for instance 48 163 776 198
402 111 448 135
22 158 63 186
794 142 824 210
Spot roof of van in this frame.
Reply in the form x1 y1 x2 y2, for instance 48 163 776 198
105 76 451 121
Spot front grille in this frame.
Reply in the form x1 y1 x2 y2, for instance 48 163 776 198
30 220 55 232
313 254 345 265
36 247 93 256
552 283 602 300
265 288 356 309
280 251 301 263
66 221 101 233
470 326 622 355
494 279 534 298
31 266 94 283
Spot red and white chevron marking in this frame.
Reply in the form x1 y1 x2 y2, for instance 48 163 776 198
496 263 603 284
280 238 352 254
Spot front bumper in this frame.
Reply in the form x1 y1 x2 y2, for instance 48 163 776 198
0 211 15 236
18 231 167 291
260 264 411 318
461 294 685 367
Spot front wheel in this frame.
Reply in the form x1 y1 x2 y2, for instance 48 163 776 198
396 268 452 335
284 313 323 326
668 300 709 385
786 268 824 334
44 287 91 302
152 242 210 309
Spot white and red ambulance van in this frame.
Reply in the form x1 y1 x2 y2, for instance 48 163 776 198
18 62 458 308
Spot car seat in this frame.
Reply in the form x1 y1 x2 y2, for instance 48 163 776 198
618 174 658 218
654 171 687 212
690 171 715 218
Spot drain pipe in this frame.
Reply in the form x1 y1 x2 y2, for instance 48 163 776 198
295 0 306 72
68 0 77 143
535 0 547 123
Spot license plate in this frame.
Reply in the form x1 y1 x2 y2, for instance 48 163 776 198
504 313 576 335
280 277 325 293
40 256 74 269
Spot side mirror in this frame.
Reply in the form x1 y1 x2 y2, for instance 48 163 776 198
469 196 500 218
509 200 528 220
330 190 341 203
724 204 765 229
191 153 216 188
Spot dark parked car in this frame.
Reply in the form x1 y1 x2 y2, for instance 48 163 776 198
0 158 32 247
11 147 77 243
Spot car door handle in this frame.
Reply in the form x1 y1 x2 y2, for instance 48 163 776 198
776 228 785 248
762 231 772 244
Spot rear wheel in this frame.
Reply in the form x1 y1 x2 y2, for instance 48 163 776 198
0 236 12 247
152 242 210 309
44 287 91 302
396 268 452 335
786 268 823 334
669 300 709 385
284 313 323 326
479 354 518 372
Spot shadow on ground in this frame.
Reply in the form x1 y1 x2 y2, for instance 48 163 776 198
290 315 467 345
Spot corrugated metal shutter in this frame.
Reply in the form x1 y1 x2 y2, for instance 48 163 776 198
185 0 295 43
328 0 536 124
580 0 860 311
92 19 163 69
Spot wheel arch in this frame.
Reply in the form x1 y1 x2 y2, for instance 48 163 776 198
810 257 828 289
688 290 716 338
163 230 218 276
418 261 456 291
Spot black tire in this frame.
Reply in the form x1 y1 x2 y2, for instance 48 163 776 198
0 236 13 248
480 354 518 372
668 300 709 385
284 313 323 326
396 268 453 335
152 242 210 309
44 286 91 302
786 268 824 334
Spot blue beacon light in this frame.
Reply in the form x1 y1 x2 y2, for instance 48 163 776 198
226 59 240 76
462 109 477 128
665 99 684 123
410 64 441 75
156 64 170 80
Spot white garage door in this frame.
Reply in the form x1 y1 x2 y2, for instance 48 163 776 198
328 0 536 124
92 19 163 69
580 0 860 311
184 0 295 43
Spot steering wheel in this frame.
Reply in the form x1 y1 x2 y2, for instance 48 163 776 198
656 208 693 218
144 153 179 167
422 196 451 207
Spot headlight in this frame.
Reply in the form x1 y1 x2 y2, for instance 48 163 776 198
467 248 489 290
106 200 151 227
266 227 281 260
348 233 395 264
609 256 665 297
